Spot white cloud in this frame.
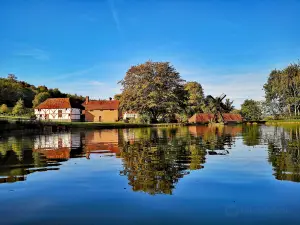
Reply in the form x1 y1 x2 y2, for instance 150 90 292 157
89 81 105 86
196 72 267 108
45 65 101 82
107 0 121 32
15 48 49 61
176 63 269 108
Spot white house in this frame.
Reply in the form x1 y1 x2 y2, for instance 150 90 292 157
35 98 82 121
123 111 139 120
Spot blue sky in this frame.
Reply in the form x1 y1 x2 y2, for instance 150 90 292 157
0 0 300 107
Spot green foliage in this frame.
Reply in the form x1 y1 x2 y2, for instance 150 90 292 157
12 99 25 115
32 92 51 108
114 94 122 100
224 98 235 113
0 75 35 107
184 81 205 116
137 114 151 124
119 61 186 122
177 113 188 123
0 104 9 114
264 62 300 117
0 74 84 109
204 95 234 122
241 99 262 121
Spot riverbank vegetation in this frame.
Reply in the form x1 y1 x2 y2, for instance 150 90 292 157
1 61 300 124
0 74 84 117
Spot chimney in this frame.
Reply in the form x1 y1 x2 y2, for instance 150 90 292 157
109 97 112 101
86 96 89 103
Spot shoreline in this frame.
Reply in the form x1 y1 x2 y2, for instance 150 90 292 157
0 116 278 133
265 119 300 125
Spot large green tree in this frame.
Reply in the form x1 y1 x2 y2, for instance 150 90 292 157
119 61 186 122
264 63 300 117
184 81 205 116
241 99 262 121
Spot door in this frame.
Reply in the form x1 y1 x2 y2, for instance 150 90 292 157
45 114 49 120
99 116 102 122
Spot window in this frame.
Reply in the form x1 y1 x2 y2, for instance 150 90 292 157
58 110 62 118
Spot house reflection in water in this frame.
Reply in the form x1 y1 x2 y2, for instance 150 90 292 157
189 125 242 155
0 136 62 184
33 133 81 160
84 130 121 159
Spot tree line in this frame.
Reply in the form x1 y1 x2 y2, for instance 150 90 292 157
2 60 299 120
0 74 84 115
240 61 300 121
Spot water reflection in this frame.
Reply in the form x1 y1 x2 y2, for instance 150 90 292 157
1 125 300 193
265 126 300 182
0 136 57 183
120 128 206 195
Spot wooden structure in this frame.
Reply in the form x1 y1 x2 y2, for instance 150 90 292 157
35 98 83 122
189 113 242 124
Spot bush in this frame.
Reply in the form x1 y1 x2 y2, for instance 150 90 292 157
176 113 188 123
12 99 25 115
0 104 9 114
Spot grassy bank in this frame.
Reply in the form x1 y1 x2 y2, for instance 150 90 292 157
42 121 153 129
0 117 189 133
265 119 300 125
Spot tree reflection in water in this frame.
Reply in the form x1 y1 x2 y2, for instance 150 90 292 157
265 126 300 182
119 126 239 195
1 125 300 191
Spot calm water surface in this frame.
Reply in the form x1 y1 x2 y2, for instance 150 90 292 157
0 125 300 225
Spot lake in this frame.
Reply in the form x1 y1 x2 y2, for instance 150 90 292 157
0 125 300 225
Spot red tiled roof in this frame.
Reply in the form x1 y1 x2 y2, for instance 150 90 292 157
189 113 215 123
189 113 243 123
222 113 243 122
35 98 83 109
83 100 119 110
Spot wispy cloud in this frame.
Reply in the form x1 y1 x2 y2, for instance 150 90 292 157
176 64 269 108
107 0 121 32
46 65 101 82
89 81 105 86
15 48 49 61
53 80 121 100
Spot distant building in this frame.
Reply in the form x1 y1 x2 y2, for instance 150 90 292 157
188 113 215 123
83 96 121 122
188 113 242 124
123 111 139 120
35 98 83 121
